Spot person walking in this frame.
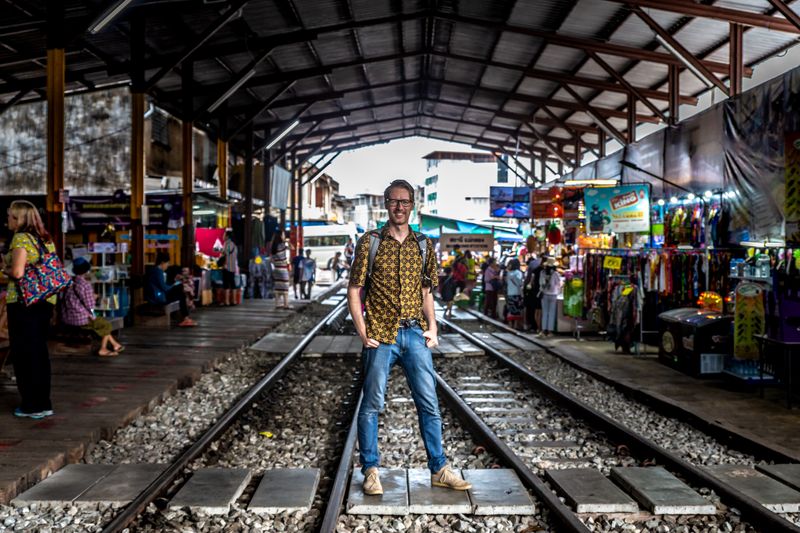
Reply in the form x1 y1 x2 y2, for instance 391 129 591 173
539 257 562 337
347 179 471 496
60 257 124 356
463 250 477 295
482 257 500 319
439 266 457 318
291 247 305 299
271 232 290 309
3 200 58 418
301 248 316 299
524 255 543 332
344 237 355 270
328 251 345 280
504 258 524 329
221 230 239 306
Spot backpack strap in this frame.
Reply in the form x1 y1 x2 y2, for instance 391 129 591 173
413 231 431 286
366 230 382 280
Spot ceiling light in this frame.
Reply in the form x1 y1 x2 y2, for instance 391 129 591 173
207 70 256 113
657 199 665 206
670 196 679 204
655 34 716 89
264 119 301 151
704 190 713 198
88 0 136 34
687 193 696 201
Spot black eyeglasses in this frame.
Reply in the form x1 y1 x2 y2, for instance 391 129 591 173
386 199 412 207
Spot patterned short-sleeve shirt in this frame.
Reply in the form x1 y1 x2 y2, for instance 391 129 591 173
349 226 438 344
5 232 58 305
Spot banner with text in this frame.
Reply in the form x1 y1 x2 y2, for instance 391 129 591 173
440 233 494 252
584 185 650 234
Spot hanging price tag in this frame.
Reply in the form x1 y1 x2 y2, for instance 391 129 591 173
603 256 622 270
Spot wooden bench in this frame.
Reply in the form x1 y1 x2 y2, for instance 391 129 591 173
136 301 181 327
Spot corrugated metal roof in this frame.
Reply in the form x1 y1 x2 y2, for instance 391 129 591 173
0 0 798 169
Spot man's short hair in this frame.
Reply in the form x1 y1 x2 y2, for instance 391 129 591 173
384 179 415 203
155 251 170 265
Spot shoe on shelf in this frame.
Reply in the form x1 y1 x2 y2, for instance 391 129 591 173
362 467 383 495
431 465 472 491
13 408 45 420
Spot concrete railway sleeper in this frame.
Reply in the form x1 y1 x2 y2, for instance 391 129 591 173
439 315 800 533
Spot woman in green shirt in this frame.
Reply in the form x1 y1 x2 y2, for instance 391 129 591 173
2 200 57 419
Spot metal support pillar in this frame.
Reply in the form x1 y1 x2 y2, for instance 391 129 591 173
181 62 195 268
669 64 680 125
46 0 65 256
263 130 272 213
243 125 254 269
297 161 303 251
129 12 146 316
598 130 606 158
217 111 228 200
574 138 581 168
627 94 636 144
729 23 744 96
289 153 297 256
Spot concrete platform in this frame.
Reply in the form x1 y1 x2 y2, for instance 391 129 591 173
0 297 305 503
169 468 252 514
347 468 408 515
610 467 716 515
74 463 167 506
705 465 800 512
11 463 115 506
248 468 320 514
407 468 471 514
546 468 638 513
530 334 800 462
756 463 800 492
463 469 535 515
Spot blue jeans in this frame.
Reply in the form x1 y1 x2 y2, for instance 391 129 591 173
358 326 447 474
541 294 558 332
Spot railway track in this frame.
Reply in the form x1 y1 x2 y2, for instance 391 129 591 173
437 311 800 532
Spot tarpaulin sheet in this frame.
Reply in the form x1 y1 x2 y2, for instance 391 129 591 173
623 129 664 193
723 74 786 242
664 104 724 196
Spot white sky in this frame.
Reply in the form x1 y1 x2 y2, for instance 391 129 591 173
324 136 486 197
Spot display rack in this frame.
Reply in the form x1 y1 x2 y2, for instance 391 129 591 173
87 242 130 318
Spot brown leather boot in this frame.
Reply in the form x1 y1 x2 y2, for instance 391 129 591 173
363 467 383 495
431 465 472 491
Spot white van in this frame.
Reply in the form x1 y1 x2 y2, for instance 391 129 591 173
302 222 359 285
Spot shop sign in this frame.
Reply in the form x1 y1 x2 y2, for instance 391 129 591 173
603 256 622 270
584 185 650 234
440 233 494 252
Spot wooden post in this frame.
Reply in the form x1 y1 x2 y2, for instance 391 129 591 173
129 12 146 317
244 125 254 269
627 94 636 144
668 64 680 125
181 62 194 268
46 0 65 256
729 23 744 97
217 111 228 200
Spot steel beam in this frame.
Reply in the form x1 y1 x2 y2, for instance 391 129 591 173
627 94 636 144
767 0 800 31
301 152 341 186
129 12 145 292
608 0 800 34
633 6 728 95
587 50 665 121
562 85 626 145
181 61 195 268
228 81 296 141
144 0 250 91
436 13 748 76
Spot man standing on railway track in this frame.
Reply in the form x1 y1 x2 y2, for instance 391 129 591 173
347 179 472 495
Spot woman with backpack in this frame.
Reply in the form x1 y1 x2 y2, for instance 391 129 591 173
2 200 58 419
539 257 563 337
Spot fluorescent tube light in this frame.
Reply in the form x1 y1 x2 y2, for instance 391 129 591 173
564 178 618 187
193 209 217 216
207 69 256 113
740 240 784 248
264 119 301 150
655 34 715 89
89 0 135 34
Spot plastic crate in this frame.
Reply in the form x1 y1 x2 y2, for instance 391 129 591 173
699 353 725 374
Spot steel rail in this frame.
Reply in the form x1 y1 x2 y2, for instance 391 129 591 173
318 390 363 533
463 306 800 465
435 375 591 532
101 296 349 533
438 316 800 533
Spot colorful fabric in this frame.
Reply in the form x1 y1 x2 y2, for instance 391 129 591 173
271 244 290 293
5 233 59 305
350 226 438 344
60 276 94 326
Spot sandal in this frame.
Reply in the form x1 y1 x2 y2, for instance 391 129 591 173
98 350 118 357
114 346 125 354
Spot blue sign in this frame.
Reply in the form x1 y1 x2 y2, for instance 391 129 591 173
584 185 650 234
